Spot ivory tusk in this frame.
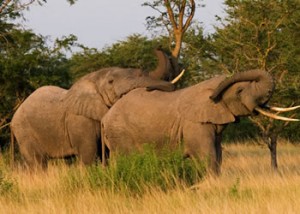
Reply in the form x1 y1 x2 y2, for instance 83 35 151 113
255 107 300 122
265 105 300 112
171 69 185 84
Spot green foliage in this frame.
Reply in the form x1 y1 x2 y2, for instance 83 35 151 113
0 0 79 148
181 25 221 86
62 146 206 194
0 156 19 199
69 34 171 80
0 23 74 147
0 170 15 195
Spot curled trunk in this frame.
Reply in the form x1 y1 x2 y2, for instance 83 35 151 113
210 69 275 105
148 49 172 80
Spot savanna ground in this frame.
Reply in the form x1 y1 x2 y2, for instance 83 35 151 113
0 140 300 214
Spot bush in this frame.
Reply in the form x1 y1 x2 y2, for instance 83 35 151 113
62 146 206 194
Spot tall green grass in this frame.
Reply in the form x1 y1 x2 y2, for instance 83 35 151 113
62 146 206 194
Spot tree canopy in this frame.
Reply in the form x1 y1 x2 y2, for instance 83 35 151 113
207 0 300 141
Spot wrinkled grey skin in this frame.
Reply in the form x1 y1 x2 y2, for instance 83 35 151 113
11 50 175 169
101 70 275 175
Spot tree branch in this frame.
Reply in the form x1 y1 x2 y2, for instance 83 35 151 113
183 0 195 33
0 0 12 13
164 0 178 30
178 0 186 30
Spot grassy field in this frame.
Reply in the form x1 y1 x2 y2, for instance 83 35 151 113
0 140 300 214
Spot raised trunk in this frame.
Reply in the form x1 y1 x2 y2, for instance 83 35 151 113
210 69 275 104
148 49 172 81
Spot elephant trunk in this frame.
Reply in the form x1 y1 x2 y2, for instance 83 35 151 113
148 49 173 81
210 69 275 107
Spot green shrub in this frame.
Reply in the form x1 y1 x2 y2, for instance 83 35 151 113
62 145 206 194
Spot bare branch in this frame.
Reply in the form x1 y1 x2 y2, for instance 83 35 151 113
0 0 37 14
0 0 12 13
15 0 35 11
249 117 266 133
164 0 178 30
182 0 195 33
178 0 186 30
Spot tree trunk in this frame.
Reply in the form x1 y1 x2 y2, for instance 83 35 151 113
170 31 183 78
267 133 278 171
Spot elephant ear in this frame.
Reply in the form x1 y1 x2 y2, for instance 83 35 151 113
63 79 109 121
182 90 236 124
180 76 236 124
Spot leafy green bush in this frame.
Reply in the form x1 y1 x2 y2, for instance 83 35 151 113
62 146 206 194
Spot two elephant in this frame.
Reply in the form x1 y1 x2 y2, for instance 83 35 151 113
10 49 179 169
11 48 299 174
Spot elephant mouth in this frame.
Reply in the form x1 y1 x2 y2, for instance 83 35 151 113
254 105 300 121
119 92 127 99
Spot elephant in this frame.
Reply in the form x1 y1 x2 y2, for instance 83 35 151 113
10 49 178 169
101 69 299 175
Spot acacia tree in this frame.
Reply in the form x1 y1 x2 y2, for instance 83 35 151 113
211 0 300 170
143 0 198 79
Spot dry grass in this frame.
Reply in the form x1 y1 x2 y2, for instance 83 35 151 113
1 140 300 214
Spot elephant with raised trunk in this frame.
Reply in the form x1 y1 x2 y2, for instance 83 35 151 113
101 69 299 175
10 49 177 169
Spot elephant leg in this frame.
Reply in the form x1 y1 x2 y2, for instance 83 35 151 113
14 129 47 170
215 133 222 170
18 143 47 170
65 133 98 165
67 116 99 165
183 122 219 175
215 125 226 174
77 139 98 165
75 128 99 165
100 124 109 167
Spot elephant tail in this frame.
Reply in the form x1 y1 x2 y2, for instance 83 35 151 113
10 125 15 169
100 122 110 167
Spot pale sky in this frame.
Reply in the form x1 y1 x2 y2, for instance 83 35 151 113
21 0 225 49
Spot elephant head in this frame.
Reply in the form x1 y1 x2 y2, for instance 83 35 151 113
207 69 300 123
187 69 297 125
63 49 176 121
210 69 275 117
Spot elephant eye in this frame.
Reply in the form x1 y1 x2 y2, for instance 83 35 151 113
236 87 243 97
108 79 114 84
